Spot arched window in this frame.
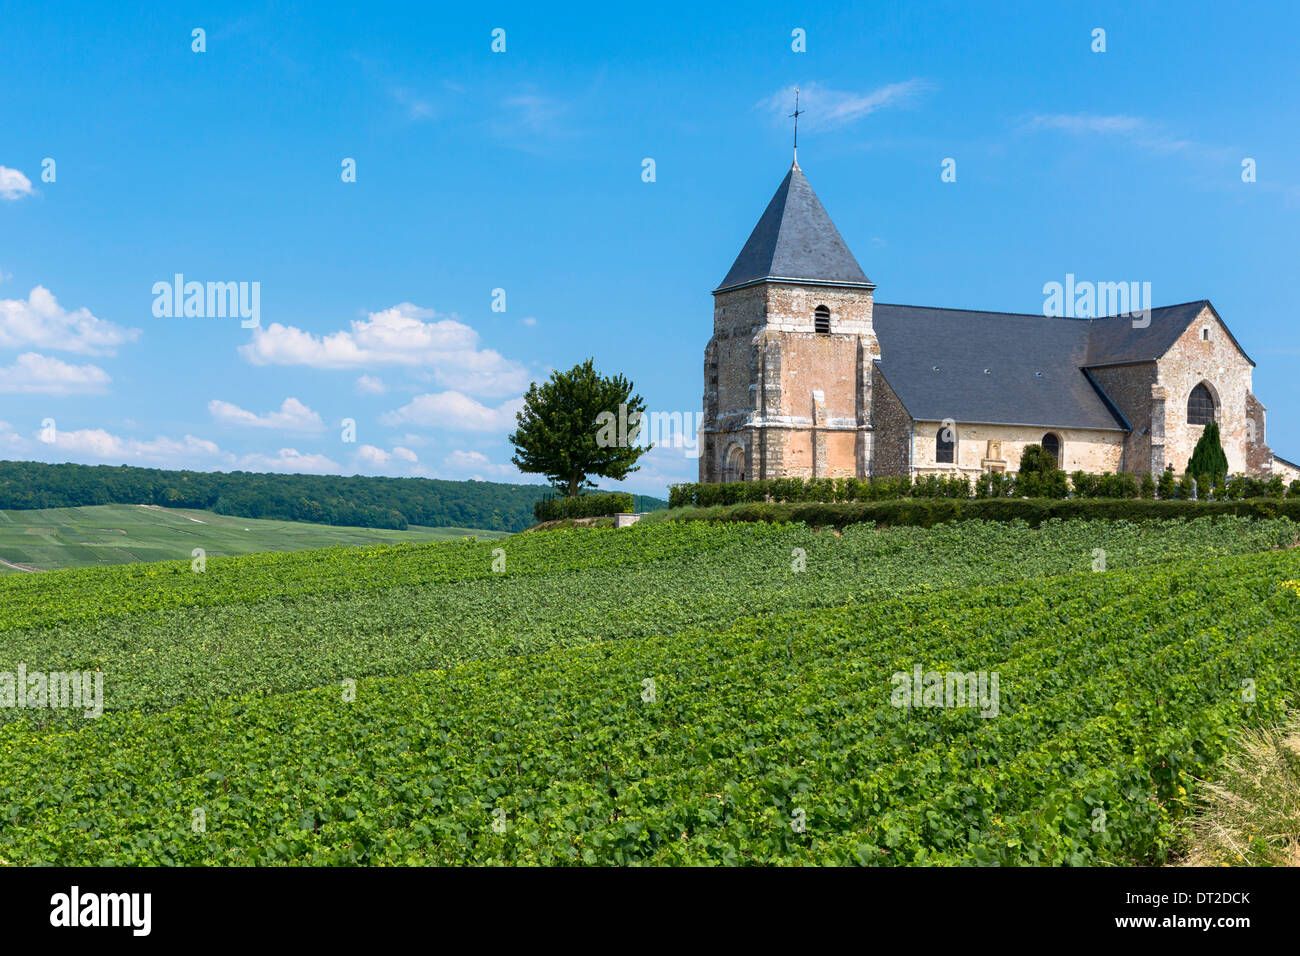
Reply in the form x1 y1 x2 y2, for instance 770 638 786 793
935 426 955 464
1041 433 1061 466
1187 383 1216 425
814 305 831 334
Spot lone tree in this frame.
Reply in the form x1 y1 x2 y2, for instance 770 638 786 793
509 358 652 497
1187 420 1229 485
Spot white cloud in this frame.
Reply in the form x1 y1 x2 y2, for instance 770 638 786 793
237 447 340 474
207 396 324 432
758 80 931 132
350 443 424 477
445 449 489 468
355 374 387 394
521 316 537 326
441 448 518 481
45 428 226 465
0 352 111 394
355 444 391 466
380 390 524 432
0 167 34 200
0 420 22 448
239 302 529 396
0 286 140 355
17 424 358 477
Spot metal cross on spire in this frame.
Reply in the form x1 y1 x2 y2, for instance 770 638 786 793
789 87 804 164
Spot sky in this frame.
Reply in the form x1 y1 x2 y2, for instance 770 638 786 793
2 0 1298 496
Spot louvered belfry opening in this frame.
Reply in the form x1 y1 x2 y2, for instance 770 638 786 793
814 305 831 334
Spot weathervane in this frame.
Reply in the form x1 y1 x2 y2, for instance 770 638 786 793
789 87 804 163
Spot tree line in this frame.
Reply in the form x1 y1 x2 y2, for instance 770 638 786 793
0 460 554 532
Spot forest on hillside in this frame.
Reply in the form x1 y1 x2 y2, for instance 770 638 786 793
0 460 558 532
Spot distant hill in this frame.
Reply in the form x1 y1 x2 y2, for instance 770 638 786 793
0 460 666 533
0 503 508 573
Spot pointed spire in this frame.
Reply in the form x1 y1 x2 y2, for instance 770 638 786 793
715 164 873 293
789 87 804 167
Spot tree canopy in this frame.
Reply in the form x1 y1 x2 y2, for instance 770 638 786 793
509 359 652 497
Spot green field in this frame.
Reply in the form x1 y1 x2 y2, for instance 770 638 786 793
0 504 508 572
1 516 1298 864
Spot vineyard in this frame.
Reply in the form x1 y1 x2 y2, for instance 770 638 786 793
0 503 506 573
2 517 1299 864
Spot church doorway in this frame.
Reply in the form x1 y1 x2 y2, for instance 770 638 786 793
724 443 746 482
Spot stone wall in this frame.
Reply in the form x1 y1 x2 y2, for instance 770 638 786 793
1086 362 1157 474
870 367 912 475
702 280 878 482
1155 305 1258 475
910 421 1125 475
1272 457 1300 482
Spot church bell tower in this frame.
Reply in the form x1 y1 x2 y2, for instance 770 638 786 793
700 158 880 482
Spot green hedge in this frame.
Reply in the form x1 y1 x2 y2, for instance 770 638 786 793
659 497 1300 530
534 492 635 522
668 474 972 508
671 470 1300 508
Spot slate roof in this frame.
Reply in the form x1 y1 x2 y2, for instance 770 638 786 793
715 162 873 293
1085 300 1254 367
872 299 1254 431
873 304 1128 431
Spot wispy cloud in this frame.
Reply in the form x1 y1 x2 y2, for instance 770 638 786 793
489 89 579 153
391 87 435 120
757 80 932 133
1023 113 1201 156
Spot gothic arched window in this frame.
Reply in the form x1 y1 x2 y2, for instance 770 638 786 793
936 426 955 464
814 305 831 334
1041 433 1061 466
1187 383 1216 425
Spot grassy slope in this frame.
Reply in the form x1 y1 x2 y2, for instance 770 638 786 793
0 503 508 572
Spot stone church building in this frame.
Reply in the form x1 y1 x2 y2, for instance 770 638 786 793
700 159 1297 484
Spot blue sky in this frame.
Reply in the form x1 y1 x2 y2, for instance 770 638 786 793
2 0 1298 495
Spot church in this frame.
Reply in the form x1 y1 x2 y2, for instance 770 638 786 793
700 158 1298 485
